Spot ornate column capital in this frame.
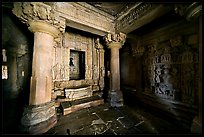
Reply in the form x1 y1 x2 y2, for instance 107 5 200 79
12 2 66 34
103 32 126 49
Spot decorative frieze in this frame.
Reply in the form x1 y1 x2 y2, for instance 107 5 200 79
115 3 154 31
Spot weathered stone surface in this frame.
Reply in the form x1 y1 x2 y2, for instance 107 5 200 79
62 96 104 115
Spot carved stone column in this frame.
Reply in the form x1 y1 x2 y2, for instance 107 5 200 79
12 2 65 134
95 38 105 94
191 13 202 134
174 2 202 133
104 33 126 107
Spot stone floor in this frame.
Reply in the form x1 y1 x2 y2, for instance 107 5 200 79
44 102 194 135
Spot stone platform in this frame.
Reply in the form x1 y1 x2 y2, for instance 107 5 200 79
60 96 104 116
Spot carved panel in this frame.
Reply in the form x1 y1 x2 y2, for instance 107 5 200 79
52 31 104 99
142 37 198 104
21 101 56 126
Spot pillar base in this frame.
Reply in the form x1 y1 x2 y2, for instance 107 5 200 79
108 90 124 107
191 116 202 134
20 101 57 134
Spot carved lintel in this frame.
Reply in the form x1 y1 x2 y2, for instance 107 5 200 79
103 32 126 48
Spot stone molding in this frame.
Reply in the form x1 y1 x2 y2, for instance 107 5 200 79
12 2 65 33
21 101 56 126
103 32 126 48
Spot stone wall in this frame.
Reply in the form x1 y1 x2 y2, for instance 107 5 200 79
142 19 199 105
121 17 199 128
52 28 105 100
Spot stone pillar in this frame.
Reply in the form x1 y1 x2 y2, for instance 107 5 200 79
28 21 60 105
21 20 60 134
175 2 202 134
99 49 105 90
191 13 202 134
95 38 105 94
12 2 65 134
104 33 126 107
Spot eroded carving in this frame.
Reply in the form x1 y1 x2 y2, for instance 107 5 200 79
143 38 198 104
12 2 65 32
21 101 56 126
170 36 183 47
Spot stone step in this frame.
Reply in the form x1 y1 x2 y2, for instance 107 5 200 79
61 96 104 116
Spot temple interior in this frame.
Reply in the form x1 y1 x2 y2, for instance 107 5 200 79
2 2 202 135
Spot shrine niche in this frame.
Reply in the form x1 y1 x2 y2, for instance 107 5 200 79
142 35 198 105
51 28 105 101
69 50 85 80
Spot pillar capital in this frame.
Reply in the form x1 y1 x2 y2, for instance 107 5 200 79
12 2 66 33
28 20 60 38
103 32 126 49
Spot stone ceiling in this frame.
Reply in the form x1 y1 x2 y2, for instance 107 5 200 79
87 2 137 17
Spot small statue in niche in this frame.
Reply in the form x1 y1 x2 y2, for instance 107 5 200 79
69 57 74 66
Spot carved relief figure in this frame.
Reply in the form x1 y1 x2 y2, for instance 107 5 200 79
100 67 105 78
161 47 171 63
52 63 60 80
93 65 98 80
181 65 194 103
155 66 162 83
69 57 74 66
160 67 174 96
182 50 193 63
171 68 179 90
